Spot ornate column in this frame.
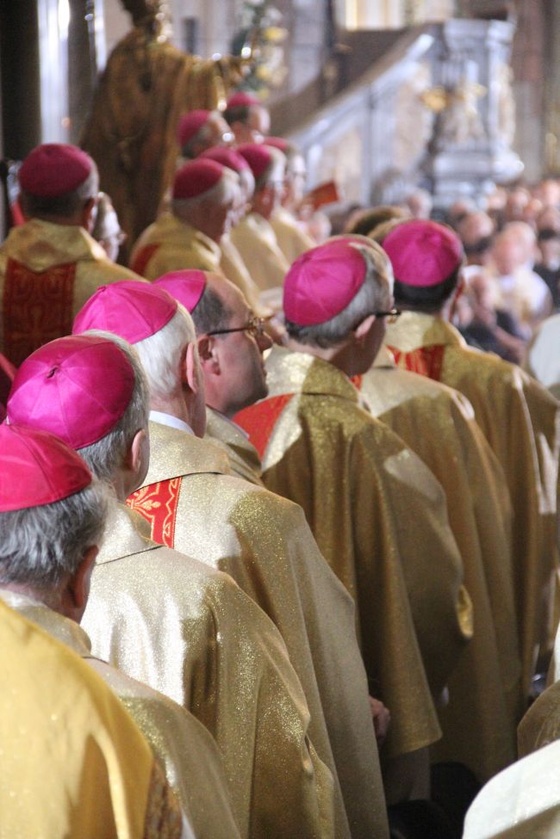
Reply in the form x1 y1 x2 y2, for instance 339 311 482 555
423 18 523 206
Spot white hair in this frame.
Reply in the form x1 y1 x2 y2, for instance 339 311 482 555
134 304 196 400
0 478 109 590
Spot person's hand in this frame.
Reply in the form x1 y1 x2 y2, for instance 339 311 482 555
369 696 391 747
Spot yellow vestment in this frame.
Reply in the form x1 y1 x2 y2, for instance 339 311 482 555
0 218 144 365
127 420 389 838
0 598 182 838
83 502 335 839
204 406 264 485
0 589 240 839
356 348 521 780
386 311 560 694
129 213 222 279
271 206 315 264
230 212 289 292
235 346 473 762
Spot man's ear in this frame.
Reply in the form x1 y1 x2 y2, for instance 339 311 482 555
354 314 376 342
183 342 205 396
197 334 221 374
130 428 149 478
64 545 98 622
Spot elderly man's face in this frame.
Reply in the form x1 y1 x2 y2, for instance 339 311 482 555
207 279 272 416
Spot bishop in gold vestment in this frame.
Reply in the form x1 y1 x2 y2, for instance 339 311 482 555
83 503 335 839
1 589 241 839
130 213 223 278
356 347 521 780
385 310 560 693
0 598 182 839
0 218 144 366
235 346 473 764
128 419 388 839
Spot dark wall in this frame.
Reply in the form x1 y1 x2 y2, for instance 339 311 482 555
0 1 41 159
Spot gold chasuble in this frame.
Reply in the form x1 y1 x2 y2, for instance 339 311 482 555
235 346 473 763
83 503 335 839
271 206 315 264
219 234 266 316
355 348 521 780
127 421 389 839
0 590 240 839
230 212 290 292
386 311 560 694
463 739 560 839
129 213 223 279
0 598 182 839
0 219 144 365
205 406 264 485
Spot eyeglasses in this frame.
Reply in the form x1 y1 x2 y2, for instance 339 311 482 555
207 316 269 339
374 308 401 324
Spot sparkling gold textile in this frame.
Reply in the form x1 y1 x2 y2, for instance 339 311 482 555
83 503 334 839
129 213 222 279
0 598 181 838
219 234 267 316
0 219 145 363
357 348 521 780
235 346 472 760
230 213 289 292
463 739 560 838
386 311 560 694
128 422 389 839
0 590 239 839
205 406 264 485
270 206 315 264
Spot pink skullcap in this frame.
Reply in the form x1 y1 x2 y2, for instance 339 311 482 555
382 220 463 287
265 136 289 154
154 270 207 314
200 147 250 174
19 143 93 197
73 281 177 344
284 241 367 326
177 110 211 148
226 91 260 109
237 143 273 180
7 336 136 450
173 159 224 200
0 424 93 512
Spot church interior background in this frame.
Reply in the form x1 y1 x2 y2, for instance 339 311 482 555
0 0 559 240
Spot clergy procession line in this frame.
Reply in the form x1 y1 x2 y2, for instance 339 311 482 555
1 97 560 838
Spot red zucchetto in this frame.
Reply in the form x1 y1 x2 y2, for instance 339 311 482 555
154 270 207 314
0 424 92 511
7 335 136 449
173 159 225 200
283 241 368 326
18 143 94 198
382 220 464 288
73 281 177 344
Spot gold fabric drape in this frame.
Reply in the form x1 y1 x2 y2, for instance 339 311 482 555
357 347 521 780
0 590 240 839
235 346 473 762
128 421 389 839
386 311 560 695
0 598 181 838
83 503 335 839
